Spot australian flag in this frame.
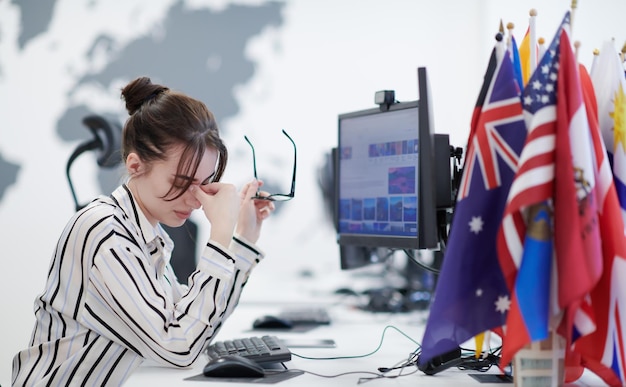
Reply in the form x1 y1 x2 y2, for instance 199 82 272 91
419 36 527 369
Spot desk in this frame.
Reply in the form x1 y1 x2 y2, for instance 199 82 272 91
124 293 608 386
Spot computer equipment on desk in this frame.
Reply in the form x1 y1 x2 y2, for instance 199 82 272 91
334 286 360 296
323 67 457 316
364 287 406 313
252 307 332 330
203 355 265 378
335 68 443 252
252 315 294 330
417 346 463 375
363 286 432 313
416 345 503 377
205 335 292 365
277 307 331 325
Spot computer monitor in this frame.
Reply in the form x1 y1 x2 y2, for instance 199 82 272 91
335 67 439 251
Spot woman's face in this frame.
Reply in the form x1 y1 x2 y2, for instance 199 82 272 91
128 145 219 228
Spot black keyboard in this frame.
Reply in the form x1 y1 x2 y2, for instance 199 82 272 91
205 335 292 364
278 307 331 325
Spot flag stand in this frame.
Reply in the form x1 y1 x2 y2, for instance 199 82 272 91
513 332 565 387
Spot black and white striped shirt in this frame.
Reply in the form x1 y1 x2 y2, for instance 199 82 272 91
12 184 263 386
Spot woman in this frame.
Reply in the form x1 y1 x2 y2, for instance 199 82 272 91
12 76 275 386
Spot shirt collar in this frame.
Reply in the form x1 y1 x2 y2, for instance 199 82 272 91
111 184 174 275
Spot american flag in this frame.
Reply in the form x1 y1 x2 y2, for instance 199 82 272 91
496 13 565 369
496 14 564 294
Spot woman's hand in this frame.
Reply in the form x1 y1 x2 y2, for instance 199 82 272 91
191 182 239 247
236 180 275 244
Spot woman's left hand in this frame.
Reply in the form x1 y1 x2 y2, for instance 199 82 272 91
235 180 275 243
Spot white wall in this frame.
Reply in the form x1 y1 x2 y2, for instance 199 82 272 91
1 0 625 384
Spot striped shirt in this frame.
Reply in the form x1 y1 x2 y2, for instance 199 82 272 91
12 184 263 386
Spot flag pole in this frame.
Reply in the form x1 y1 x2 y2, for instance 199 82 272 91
499 19 507 61
570 0 578 28
538 37 546 62
590 47 599 75
474 332 485 359
506 22 514 48
529 9 537 75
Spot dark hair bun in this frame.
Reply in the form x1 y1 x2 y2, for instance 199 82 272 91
121 76 169 115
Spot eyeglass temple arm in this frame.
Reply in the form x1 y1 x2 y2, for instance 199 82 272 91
282 129 297 195
243 135 259 181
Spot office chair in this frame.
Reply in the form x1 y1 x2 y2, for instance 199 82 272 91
66 114 122 211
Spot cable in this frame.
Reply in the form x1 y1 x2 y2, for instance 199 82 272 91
455 354 498 372
286 369 384 380
455 345 503 372
265 347 423 383
402 249 440 274
291 325 420 361
378 349 420 373
286 350 420 384
289 324 504 381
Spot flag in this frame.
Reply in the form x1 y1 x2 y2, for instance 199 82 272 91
419 36 526 368
508 34 524 93
569 43 626 387
468 37 499 143
497 14 564 368
590 40 626 233
518 27 531 85
518 27 536 86
496 11 603 369
553 13 602 367
497 203 553 368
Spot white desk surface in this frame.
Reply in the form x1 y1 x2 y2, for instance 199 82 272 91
124 273 608 387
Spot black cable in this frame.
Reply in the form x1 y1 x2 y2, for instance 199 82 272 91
454 345 503 372
456 354 500 372
402 249 440 274
378 349 420 373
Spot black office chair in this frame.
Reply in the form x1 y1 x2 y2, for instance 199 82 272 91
66 114 197 284
66 114 122 211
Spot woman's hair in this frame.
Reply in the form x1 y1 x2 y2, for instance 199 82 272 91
120 76 227 200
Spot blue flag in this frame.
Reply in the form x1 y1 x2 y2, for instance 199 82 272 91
419 38 526 368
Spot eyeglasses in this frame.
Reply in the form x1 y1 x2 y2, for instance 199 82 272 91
244 129 296 201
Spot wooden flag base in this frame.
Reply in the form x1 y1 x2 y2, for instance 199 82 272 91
513 333 565 387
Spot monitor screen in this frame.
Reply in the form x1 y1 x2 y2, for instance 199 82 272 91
337 101 422 249
336 67 439 251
